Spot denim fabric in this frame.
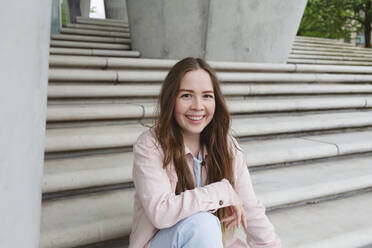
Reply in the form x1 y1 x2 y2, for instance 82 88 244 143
150 212 223 248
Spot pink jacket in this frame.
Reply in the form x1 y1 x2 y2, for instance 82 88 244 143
129 129 282 248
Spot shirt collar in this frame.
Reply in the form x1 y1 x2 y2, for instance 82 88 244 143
184 144 208 159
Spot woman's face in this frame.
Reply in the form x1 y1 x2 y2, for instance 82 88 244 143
174 69 216 139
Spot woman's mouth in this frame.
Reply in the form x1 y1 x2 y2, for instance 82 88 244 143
186 115 205 121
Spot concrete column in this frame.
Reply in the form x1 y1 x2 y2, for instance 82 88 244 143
68 0 81 23
51 0 61 34
80 0 91 18
127 0 307 63
104 0 128 22
0 1 51 248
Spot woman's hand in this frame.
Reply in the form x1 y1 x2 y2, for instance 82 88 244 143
220 190 248 229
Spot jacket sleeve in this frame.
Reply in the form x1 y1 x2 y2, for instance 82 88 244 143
132 132 236 229
231 137 282 248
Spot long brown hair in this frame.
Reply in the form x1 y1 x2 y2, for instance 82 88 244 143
154 57 234 238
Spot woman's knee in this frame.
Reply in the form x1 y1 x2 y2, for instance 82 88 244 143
179 212 222 236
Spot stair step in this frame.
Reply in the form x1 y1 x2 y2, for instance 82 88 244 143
291 49 372 58
40 189 134 248
76 17 129 28
43 152 133 193
292 46 372 55
289 54 372 62
288 59 372 66
76 16 128 24
40 152 372 247
50 40 130 50
293 42 372 52
49 48 140 57
48 69 372 83
294 39 354 47
295 36 351 43
45 124 147 153
46 96 372 122
60 27 130 38
48 56 372 74
45 111 372 152
43 130 372 193
51 34 131 44
266 191 372 248
47 83 372 98
253 154 372 208
66 23 129 32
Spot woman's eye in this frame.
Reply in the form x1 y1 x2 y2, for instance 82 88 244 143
204 94 214 99
181 93 192 98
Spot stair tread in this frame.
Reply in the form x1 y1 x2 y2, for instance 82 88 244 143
47 83 372 98
49 47 140 57
51 34 131 44
44 129 372 193
50 40 130 50
45 111 372 152
48 55 372 73
254 154 372 208
41 157 372 247
266 191 372 248
48 68 372 82
66 23 129 32
47 97 372 121
60 27 130 38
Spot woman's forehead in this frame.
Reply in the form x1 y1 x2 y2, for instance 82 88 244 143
179 69 213 91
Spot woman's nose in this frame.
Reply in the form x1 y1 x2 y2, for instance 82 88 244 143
191 97 203 110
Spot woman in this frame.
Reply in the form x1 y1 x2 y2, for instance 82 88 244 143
129 57 282 248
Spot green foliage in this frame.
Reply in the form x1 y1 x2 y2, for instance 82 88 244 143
298 0 372 44
61 0 68 27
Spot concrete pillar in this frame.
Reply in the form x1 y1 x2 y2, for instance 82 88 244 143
80 0 91 18
127 0 307 63
68 0 81 23
0 1 51 248
104 0 128 22
51 0 61 34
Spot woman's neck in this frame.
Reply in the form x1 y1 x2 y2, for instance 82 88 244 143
182 132 200 157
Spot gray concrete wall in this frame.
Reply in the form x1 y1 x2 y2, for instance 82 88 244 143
80 0 91 18
105 0 128 22
127 0 307 63
0 1 51 247
68 0 81 23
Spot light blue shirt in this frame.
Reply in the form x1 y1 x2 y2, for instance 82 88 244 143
192 151 203 187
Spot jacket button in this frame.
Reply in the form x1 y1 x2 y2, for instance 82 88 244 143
219 200 223 206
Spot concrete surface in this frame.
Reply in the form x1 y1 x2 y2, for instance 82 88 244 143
67 23 129 32
104 0 129 22
269 191 372 248
0 1 51 247
127 0 306 62
49 47 140 57
40 189 134 248
50 40 130 50
60 27 130 38
80 0 91 18
43 152 134 193
51 34 131 44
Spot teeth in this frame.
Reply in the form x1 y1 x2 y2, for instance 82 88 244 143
187 116 203 121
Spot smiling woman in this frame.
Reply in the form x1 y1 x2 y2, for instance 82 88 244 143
129 57 282 248
174 69 216 156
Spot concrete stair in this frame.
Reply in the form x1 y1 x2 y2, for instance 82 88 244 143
41 18 372 248
289 36 372 66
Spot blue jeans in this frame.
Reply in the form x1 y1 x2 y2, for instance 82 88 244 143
150 212 224 248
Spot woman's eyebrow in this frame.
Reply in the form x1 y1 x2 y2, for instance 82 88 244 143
178 88 214 93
